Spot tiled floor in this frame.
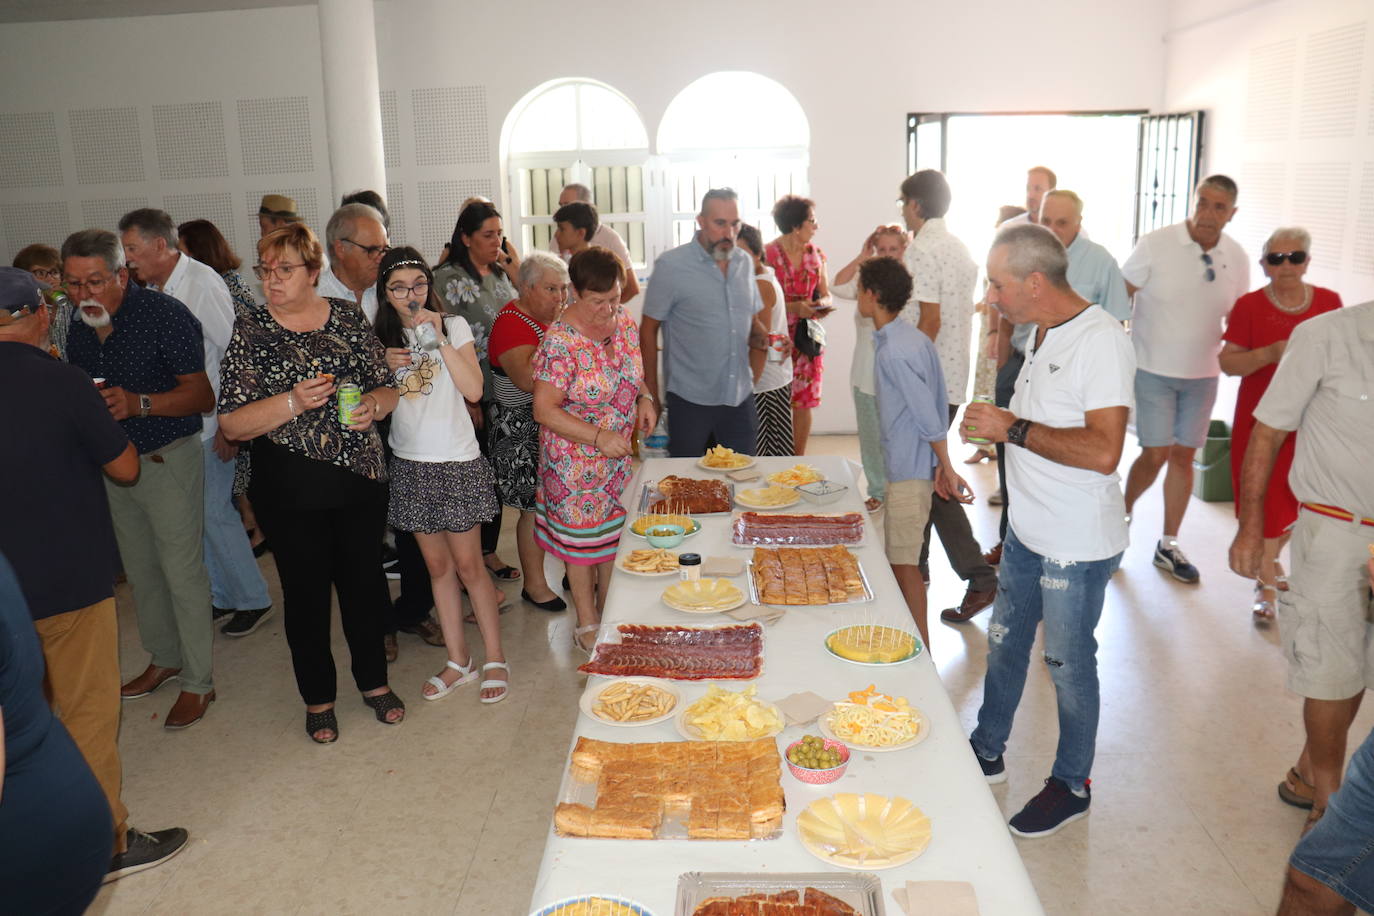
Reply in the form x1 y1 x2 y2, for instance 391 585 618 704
86 434 1370 916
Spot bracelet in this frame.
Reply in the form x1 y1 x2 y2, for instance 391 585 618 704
593 428 603 449
636 393 654 403
286 391 297 417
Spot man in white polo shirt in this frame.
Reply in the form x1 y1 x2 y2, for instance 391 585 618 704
1121 175 1249 584
961 223 1135 838
1230 300 1374 827
318 202 386 324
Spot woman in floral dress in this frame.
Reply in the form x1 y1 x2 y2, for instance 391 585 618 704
532 248 656 652
433 200 521 580
764 195 831 455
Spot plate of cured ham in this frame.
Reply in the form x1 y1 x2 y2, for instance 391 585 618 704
578 623 764 681
731 512 867 548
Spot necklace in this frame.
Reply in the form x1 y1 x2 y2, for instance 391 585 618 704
1264 283 1311 315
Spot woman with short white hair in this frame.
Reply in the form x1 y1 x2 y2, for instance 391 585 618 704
1220 226 1342 625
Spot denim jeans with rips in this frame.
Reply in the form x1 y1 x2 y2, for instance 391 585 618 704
970 527 1120 792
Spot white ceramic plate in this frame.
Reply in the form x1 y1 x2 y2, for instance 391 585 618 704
616 550 681 577
697 454 756 472
578 677 681 728
673 700 785 741
795 794 931 871
734 487 802 510
818 703 930 752
661 580 747 614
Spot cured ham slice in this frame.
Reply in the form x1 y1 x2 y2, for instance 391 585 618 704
732 512 864 546
579 623 763 680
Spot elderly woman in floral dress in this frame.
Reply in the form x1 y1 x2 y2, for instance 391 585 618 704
433 200 521 581
532 247 655 652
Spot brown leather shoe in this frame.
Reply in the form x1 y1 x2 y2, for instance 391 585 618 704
384 632 399 663
121 664 181 699
398 616 445 647
164 690 215 730
983 543 1003 567
940 588 997 624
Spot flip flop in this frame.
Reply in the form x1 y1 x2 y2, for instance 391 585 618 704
479 661 510 704
1278 767 1315 809
423 658 477 701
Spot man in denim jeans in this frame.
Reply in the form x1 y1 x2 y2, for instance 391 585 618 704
960 224 1135 837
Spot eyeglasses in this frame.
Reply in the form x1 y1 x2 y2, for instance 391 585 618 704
253 263 307 281
385 280 430 299
342 238 390 259
30 267 60 282
1201 252 1216 283
64 274 112 293
1264 251 1308 266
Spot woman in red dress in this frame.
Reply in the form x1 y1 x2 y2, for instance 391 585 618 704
1220 227 1342 621
764 195 830 455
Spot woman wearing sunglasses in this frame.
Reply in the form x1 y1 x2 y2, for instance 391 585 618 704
1219 227 1343 622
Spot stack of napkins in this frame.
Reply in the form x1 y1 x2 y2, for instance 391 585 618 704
891 881 978 915
727 603 785 626
774 691 834 727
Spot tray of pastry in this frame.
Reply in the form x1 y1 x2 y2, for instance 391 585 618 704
747 547 874 607
553 737 785 841
640 476 735 515
677 872 883 915
731 511 867 547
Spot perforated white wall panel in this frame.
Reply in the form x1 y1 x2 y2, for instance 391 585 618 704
0 111 63 189
412 87 488 166
380 90 400 169
385 181 407 247
1245 39 1296 142
1237 162 1287 257
154 101 229 180
69 106 145 185
81 197 149 233
1292 162 1352 265
417 179 493 262
245 187 320 234
1355 163 1374 276
1299 23 1366 139
165 192 240 255
237 96 315 175
2 200 71 254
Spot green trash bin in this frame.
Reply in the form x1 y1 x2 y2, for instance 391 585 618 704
1192 419 1233 502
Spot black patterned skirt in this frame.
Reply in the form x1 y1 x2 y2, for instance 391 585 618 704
754 384 795 457
387 455 499 534
489 401 540 512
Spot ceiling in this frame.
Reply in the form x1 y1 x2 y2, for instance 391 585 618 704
0 0 305 23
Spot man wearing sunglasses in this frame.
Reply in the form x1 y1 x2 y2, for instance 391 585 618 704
318 202 388 324
1120 175 1249 585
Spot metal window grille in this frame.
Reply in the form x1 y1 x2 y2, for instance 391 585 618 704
1133 112 1205 243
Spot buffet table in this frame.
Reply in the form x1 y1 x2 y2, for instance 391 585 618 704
529 455 1044 915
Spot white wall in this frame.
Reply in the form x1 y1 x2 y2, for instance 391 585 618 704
0 0 1168 433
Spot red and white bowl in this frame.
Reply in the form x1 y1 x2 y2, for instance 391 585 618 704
784 738 851 784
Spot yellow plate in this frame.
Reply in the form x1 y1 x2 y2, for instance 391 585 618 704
796 793 932 870
661 578 746 614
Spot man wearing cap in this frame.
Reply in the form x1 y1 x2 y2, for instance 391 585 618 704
63 229 218 730
0 266 191 878
257 194 300 237
1230 298 1374 827
318 202 387 324
119 208 273 638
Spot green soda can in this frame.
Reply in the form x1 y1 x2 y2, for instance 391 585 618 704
336 382 361 426
965 394 994 444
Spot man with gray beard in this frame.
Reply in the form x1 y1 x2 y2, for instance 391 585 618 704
63 229 218 730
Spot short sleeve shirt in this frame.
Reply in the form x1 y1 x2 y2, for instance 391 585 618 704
1007 306 1137 561
1065 231 1131 322
389 315 481 463
1252 302 1374 519
217 297 390 481
65 284 206 454
434 263 518 403
0 343 129 619
1120 223 1249 378
902 218 978 406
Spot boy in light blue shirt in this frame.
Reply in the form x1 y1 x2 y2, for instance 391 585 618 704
858 257 970 646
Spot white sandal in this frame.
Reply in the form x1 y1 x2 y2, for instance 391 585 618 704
479 661 510 705
574 624 600 655
422 658 477 701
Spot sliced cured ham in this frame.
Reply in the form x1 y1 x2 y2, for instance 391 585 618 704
579 623 763 680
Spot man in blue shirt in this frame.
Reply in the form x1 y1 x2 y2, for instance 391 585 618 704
63 229 218 730
1039 191 1131 321
860 256 969 648
641 188 764 456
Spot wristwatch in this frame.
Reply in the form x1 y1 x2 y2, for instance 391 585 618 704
138 394 152 418
1007 418 1033 448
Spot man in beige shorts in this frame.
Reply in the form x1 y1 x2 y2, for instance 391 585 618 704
858 256 968 648
1230 299 1374 828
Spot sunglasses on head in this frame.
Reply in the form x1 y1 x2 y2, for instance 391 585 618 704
1265 251 1308 266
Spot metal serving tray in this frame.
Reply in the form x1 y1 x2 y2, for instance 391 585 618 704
639 480 736 516
745 559 875 607
675 871 885 915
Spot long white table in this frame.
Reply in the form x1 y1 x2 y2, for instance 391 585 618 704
529 456 1043 915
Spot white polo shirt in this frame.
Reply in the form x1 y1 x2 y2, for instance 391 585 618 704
318 263 379 324
1121 222 1249 379
150 253 235 441
1007 305 1136 561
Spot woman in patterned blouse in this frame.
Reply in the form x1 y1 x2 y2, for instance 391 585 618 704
433 200 522 582
218 223 405 744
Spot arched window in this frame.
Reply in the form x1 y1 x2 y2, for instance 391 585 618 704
657 72 811 245
501 79 650 266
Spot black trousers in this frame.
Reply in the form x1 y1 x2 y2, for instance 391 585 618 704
918 404 999 592
255 484 390 706
994 348 1025 542
389 530 434 630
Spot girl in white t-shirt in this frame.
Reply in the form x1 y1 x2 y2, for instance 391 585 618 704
375 248 509 704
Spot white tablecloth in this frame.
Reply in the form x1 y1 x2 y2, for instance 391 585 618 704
529 456 1044 916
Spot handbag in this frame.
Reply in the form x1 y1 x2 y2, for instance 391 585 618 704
793 317 826 358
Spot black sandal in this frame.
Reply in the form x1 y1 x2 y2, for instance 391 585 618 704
483 551 522 580
362 690 406 725
305 708 338 744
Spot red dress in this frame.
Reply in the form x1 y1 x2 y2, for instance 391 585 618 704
764 241 826 409
1222 286 1342 537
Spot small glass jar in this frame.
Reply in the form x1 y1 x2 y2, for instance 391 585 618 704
678 553 702 582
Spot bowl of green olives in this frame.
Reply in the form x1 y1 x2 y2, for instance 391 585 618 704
784 734 850 784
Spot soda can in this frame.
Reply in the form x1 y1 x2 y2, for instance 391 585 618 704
337 383 362 426
766 333 787 363
966 394 994 444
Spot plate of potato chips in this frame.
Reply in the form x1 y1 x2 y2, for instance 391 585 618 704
579 677 680 727
698 445 755 470
675 684 785 741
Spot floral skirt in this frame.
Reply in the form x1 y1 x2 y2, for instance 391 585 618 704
387 456 498 534
787 315 824 408
489 401 539 512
